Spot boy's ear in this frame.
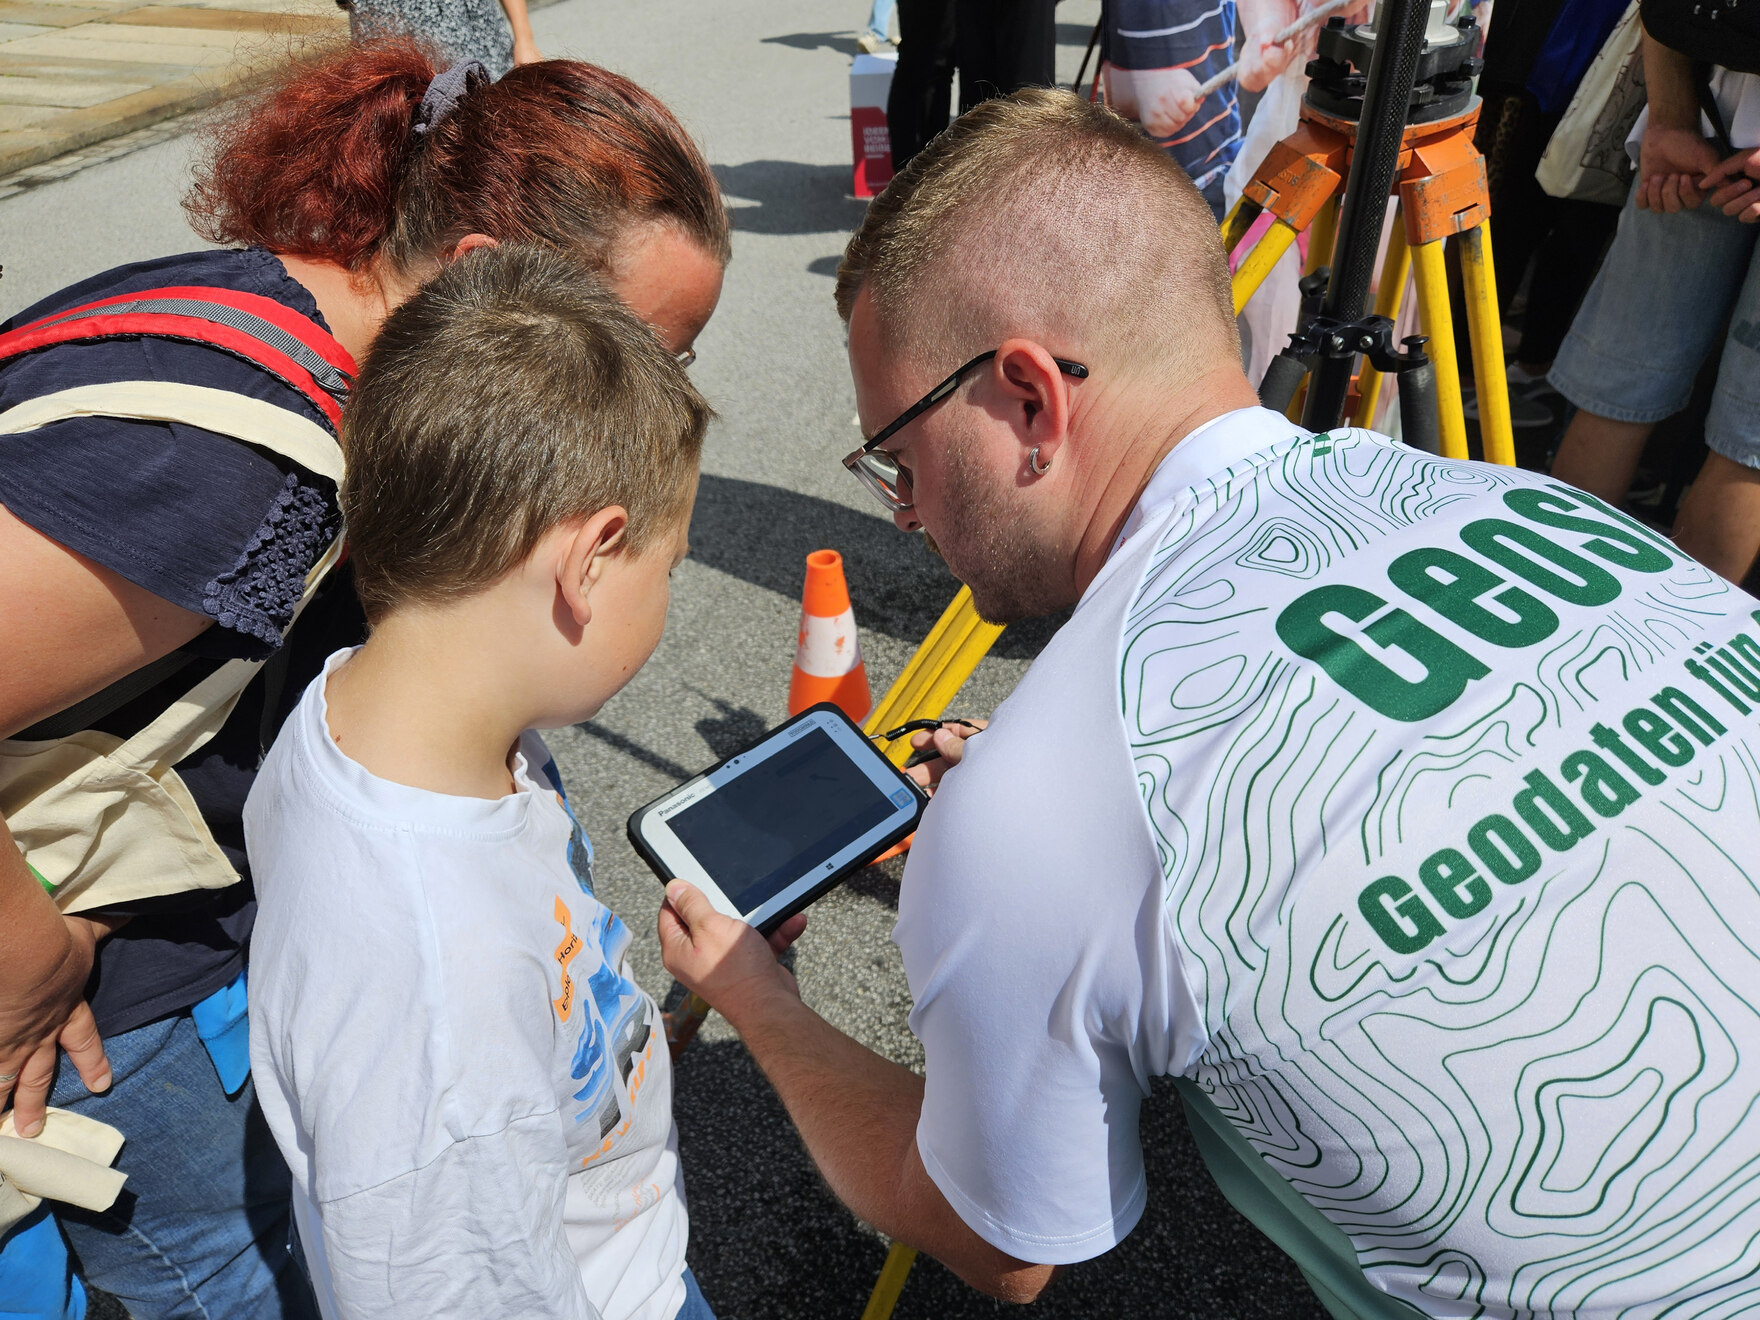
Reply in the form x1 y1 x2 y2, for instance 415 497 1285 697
556 507 630 629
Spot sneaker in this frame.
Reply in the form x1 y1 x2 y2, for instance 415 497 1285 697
1464 383 1556 430
856 30 889 53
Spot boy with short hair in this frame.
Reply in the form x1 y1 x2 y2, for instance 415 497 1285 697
245 244 738 1320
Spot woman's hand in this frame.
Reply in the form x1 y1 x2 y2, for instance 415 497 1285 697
904 718 986 794
658 883 807 1033
0 897 124 1137
512 34 541 65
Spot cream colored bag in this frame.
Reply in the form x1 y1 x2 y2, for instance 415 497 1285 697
0 381 343 914
1537 1 1647 204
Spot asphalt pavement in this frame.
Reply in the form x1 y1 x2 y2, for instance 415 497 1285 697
1 3 1326 1316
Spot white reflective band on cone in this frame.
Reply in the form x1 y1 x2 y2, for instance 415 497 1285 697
795 609 863 677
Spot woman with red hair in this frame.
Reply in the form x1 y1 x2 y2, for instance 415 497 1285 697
0 41 727 1319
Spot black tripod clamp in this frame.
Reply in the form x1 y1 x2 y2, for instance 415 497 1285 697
1258 312 1441 455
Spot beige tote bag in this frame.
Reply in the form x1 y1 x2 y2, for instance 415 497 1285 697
0 381 343 914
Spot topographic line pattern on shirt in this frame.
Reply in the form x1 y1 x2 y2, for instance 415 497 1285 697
1122 429 1760 1317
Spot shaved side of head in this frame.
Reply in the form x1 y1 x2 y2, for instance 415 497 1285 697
836 88 1239 386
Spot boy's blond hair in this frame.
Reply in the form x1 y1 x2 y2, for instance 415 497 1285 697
342 244 710 623
836 88 1238 384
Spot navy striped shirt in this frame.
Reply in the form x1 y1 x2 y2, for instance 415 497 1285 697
1105 0 1242 211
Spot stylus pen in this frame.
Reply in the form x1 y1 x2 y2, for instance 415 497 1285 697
876 718 980 770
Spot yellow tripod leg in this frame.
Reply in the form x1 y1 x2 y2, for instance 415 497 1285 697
1232 219 1299 316
1352 215 1411 427
1305 196 1339 278
1458 221 1516 468
1220 195 1264 256
860 1242 918 1320
863 586 1006 767
1410 238 1469 461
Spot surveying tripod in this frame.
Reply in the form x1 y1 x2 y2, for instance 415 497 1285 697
842 5 1521 1315
1227 0 1515 462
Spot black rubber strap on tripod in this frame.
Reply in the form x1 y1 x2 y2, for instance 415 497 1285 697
14 649 197 741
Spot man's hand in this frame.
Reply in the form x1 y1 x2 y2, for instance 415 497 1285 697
657 882 806 1029
1637 125 1722 212
1 904 121 1137
1702 147 1760 222
904 718 986 794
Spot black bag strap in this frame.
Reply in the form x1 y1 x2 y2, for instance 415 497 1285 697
1697 61 1736 155
14 649 198 742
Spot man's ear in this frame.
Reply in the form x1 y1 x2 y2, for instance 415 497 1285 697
556 506 630 629
993 338 1075 471
448 233 500 262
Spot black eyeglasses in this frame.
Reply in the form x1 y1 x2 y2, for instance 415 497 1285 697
841 349 1088 513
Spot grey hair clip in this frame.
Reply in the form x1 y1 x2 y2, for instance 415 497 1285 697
411 59 486 138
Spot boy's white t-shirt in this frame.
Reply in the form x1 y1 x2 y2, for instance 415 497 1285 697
896 408 1760 1315
246 651 687 1320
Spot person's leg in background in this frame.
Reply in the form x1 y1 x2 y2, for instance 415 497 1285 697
1548 185 1755 507
887 0 956 170
49 1013 317 1320
1673 244 1760 583
1509 197 1619 375
859 0 896 53
954 0 1056 113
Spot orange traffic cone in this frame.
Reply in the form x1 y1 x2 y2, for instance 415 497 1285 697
788 550 872 721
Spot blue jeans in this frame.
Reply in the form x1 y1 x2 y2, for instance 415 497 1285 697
866 0 894 37
1550 183 1760 468
47 1012 317 1320
677 1268 716 1320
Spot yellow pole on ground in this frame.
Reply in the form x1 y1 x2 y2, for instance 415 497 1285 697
1352 214 1411 427
860 1243 918 1320
1409 238 1468 460
1231 219 1300 316
1457 220 1516 468
864 586 1005 766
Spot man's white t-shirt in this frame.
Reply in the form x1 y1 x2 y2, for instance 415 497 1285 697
896 407 1760 1316
246 651 687 1320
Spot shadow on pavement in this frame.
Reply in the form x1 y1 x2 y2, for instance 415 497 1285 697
761 29 865 57
691 690 772 759
714 161 870 235
1056 19 1099 45
675 1038 1324 1319
690 473 1064 659
806 254 841 277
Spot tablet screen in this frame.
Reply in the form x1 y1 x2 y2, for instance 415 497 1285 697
664 726 898 914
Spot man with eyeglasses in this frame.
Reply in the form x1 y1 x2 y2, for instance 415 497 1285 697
659 88 1760 1317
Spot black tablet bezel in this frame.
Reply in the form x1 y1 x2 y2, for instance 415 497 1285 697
626 702 925 934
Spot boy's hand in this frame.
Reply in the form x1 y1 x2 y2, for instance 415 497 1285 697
658 883 807 1032
1239 30 1297 92
1139 67 1204 138
904 718 986 793
1702 147 1760 222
